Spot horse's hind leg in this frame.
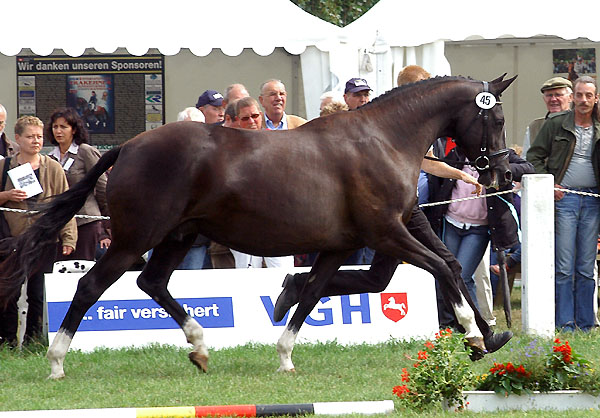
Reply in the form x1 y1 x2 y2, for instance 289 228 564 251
136 234 209 372
378 212 487 352
47 245 141 379
277 250 352 372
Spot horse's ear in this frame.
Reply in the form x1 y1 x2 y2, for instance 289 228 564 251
491 74 518 96
489 73 507 84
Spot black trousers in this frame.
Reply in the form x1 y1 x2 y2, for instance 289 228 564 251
0 244 57 344
292 205 492 339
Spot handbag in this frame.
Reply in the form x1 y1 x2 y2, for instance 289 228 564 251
0 157 13 239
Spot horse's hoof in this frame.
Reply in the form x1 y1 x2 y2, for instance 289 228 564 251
189 351 208 373
47 372 65 380
277 367 296 373
465 336 486 361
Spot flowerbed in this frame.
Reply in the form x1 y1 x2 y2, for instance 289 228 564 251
393 330 600 411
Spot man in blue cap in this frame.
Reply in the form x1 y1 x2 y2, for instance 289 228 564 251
196 89 225 124
343 77 371 110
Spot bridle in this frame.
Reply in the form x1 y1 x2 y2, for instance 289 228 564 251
424 81 510 172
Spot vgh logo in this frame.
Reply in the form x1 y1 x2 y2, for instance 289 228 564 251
380 293 408 322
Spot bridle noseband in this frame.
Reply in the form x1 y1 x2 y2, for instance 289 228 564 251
424 81 509 172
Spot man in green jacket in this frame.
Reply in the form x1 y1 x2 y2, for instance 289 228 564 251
526 75 600 332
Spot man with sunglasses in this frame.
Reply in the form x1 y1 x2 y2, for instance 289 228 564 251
230 96 295 269
235 97 263 130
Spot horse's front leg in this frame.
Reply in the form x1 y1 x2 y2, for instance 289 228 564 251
276 251 352 372
277 322 299 372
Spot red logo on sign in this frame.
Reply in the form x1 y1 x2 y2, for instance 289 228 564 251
381 293 408 322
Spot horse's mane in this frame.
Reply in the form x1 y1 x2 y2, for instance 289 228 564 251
357 75 475 111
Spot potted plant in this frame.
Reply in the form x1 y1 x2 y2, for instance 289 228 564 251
394 334 600 412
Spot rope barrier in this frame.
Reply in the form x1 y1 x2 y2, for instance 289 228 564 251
418 188 515 208
418 186 600 209
0 206 109 220
557 188 600 199
0 187 598 220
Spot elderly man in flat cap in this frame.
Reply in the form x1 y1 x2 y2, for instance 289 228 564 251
527 76 600 332
522 77 573 155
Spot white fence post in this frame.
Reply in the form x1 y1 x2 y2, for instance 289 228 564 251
521 174 555 336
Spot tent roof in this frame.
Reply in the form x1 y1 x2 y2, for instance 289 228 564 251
341 0 600 48
3 0 340 57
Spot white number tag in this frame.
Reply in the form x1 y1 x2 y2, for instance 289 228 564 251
475 92 496 109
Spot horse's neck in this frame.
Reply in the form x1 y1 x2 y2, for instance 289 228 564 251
378 84 463 155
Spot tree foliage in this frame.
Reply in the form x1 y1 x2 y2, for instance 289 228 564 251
291 0 380 27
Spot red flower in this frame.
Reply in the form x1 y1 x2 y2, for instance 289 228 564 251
489 362 505 374
393 385 410 397
401 368 410 382
506 362 515 373
554 337 561 344
424 341 435 350
418 351 428 360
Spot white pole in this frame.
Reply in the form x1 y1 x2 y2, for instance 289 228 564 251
521 174 555 336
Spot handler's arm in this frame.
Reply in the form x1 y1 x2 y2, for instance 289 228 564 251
421 150 482 195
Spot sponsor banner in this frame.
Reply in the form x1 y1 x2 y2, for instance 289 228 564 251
46 265 438 351
16 55 164 75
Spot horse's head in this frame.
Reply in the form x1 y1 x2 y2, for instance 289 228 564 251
453 74 517 188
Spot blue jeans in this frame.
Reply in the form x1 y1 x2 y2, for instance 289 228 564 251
555 189 600 331
442 219 490 309
148 245 208 270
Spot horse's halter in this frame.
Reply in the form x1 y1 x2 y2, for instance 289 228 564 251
424 82 509 172
468 81 509 172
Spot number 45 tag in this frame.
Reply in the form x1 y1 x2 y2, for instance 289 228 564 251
475 92 497 109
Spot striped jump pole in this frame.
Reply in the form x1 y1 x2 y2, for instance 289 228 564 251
0 400 395 417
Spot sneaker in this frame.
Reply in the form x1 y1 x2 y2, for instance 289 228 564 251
484 330 513 353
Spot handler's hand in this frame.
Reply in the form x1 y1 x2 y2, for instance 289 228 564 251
461 173 483 196
99 238 111 249
62 246 74 256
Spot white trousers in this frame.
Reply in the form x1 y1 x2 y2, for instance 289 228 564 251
473 245 496 326
230 250 294 269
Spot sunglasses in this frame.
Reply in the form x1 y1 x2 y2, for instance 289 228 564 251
240 113 260 122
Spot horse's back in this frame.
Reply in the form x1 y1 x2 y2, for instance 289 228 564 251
105 119 415 255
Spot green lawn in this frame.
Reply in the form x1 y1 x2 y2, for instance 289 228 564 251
2 290 600 416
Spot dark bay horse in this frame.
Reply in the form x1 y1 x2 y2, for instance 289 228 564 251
0 75 516 378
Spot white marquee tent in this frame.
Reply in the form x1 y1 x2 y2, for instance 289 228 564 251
336 0 600 99
3 0 600 119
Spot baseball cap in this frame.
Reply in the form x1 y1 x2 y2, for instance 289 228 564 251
345 78 372 94
196 90 224 107
540 77 572 93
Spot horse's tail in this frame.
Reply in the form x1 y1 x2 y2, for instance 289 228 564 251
0 146 122 304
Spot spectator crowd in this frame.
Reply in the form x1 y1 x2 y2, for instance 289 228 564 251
1 68 599 349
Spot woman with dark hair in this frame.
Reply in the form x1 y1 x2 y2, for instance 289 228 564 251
47 107 110 261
